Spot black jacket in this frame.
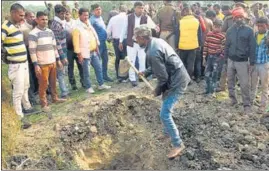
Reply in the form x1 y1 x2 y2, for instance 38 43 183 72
224 24 256 65
144 38 190 99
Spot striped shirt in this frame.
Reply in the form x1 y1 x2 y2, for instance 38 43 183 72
1 20 27 62
28 27 59 66
50 17 67 60
203 31 226 58
255 31 269 64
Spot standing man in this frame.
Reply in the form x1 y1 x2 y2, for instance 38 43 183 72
135 25 190 159
225 7 256 114
2 3 37 128
155 0 180 50
20 11 39 105
90 4 113 82
213 4 225 20
44 1 54 21
217 6 234 92
50 4 70 99
61 0 70 11
107 6 119 24
119 1 157 87
250 17 269 114
29 11 66 112
177 5 202 81
72 1 79 20
72 8 111 94
66 9 84 90
107 5 128 82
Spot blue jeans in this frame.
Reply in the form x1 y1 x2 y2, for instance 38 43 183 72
205 55 222 94
160 93 183 147
57 66 69 97
82 53 104 89
99 41 109 79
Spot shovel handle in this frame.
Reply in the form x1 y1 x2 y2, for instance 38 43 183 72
126 57 155 91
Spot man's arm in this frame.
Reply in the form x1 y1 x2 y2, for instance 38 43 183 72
106 17 113 39
52 32 60 61
51 24 66 60
1 27 8 63
222 18 228 32
44 1 49 9
248 29 256 65
197 25 203 47
72 28 81 54
224 30 231 60
202 35 208 58
28 33 38 66
151 53 169 96
120 16 128 43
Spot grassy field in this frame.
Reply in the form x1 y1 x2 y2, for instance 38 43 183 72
1 42 117 163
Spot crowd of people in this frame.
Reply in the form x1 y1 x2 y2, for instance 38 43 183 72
1 0 269 159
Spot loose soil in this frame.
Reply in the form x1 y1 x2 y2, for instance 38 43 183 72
4 81 269 170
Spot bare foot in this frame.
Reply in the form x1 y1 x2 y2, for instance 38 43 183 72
167 143 185 160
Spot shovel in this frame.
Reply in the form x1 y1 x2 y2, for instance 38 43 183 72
119 57 154 91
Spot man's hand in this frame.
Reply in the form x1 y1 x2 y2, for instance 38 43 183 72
138 72 144 77
61 58 68 66
57 60 63 70
77 53 84 64
35 65 42 78
202 57 207 67
119 43 123 51
249 65 254 73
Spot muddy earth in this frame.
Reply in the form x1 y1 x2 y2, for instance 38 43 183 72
4 82 269 170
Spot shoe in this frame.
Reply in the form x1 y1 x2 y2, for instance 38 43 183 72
257 106 265 114
42 106 51 113
53 98 67 104
23 108 41 116
167 143 185 160
118 78 128 83
86 88 95 93
21 118 31 129
104 77 113 82
131 81 138 87
244 106 252 115
98 84 111 90
72 86 78 91
230 100 238 106
195 77 201 83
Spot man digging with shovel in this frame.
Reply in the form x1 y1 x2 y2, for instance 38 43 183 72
134 25 191 159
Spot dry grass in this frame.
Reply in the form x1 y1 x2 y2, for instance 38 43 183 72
1 64 21 167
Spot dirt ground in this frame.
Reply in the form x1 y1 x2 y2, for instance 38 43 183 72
4 80 269 170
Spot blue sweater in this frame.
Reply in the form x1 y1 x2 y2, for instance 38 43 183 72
90 15 107 42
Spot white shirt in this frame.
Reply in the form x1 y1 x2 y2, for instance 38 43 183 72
65 19 77 33
54 16 66 29
119 13 156 43
107 12 127 39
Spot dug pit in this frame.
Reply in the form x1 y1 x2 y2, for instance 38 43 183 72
6 94 269 170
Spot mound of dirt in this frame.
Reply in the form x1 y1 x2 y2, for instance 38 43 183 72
6 87 269 170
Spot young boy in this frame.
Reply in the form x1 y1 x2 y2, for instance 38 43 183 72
250 17 269 114
203 19 226 97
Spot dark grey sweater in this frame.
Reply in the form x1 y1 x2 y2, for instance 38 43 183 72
144 38 190 99
224 24 256 65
